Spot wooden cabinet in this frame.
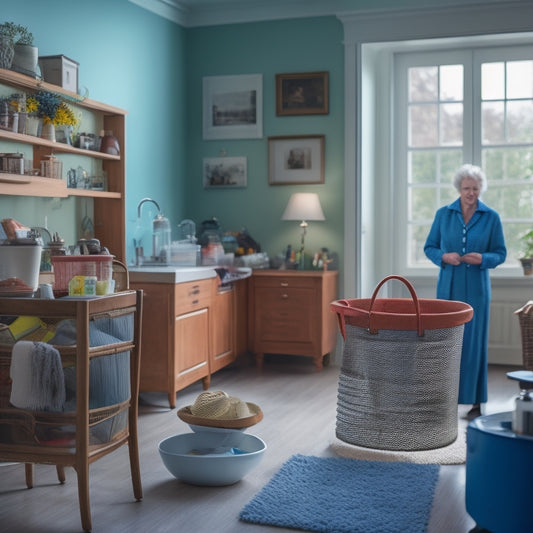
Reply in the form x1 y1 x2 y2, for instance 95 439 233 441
0 68 127 262
130 279 212 409
210 284 236 374
0 291 143 532
250 270 338 370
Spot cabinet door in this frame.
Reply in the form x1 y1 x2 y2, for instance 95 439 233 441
174 308 210 387
210 287 235 373
254 286 319 354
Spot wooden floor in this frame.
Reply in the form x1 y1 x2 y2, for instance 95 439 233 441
0 355 520 533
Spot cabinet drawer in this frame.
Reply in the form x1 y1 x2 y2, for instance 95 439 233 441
253 275 317 290
174 279 211 315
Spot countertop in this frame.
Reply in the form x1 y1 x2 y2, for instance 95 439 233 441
129 266 251 285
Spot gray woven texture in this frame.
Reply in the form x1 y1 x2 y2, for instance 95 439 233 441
336 324 464 451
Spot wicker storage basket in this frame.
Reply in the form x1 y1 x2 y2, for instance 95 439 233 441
331 275 473 451
514 301 533 371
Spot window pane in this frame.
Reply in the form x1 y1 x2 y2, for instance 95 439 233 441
408 224 432 267
441 184 457 205
507 60 533 99
440 102 463 145
440 65 463 101
410 151 437 184
507 100 533 143
483 147 533 182
440 150 463 181
409 104 438 146
409 66 438 101
482 62 504 100
482 101 504 144
410 187 437 220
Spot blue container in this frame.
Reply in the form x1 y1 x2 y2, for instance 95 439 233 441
466 412 533 532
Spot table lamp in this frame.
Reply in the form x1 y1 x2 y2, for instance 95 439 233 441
281 192 325 268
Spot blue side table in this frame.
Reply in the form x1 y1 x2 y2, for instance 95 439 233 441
466 411 533 533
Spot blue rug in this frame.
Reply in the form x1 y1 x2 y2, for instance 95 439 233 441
240 454 439 533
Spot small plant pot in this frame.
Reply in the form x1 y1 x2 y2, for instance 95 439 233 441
520 257 533 276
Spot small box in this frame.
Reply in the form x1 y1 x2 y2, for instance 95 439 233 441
38 55 79 93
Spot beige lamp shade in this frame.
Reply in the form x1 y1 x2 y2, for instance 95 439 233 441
281 193 325 223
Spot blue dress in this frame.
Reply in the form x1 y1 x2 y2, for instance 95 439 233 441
424 198 507 404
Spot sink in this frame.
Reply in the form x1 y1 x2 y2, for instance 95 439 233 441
129 265 217 284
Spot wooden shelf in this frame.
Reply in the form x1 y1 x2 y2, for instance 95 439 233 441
0 68 128 261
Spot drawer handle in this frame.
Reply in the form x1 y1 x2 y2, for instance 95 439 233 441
280 282 289 287
281 293 289 299
192 299 199 305
190 288 200 295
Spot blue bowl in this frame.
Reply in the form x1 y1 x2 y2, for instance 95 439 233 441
158 432 266 486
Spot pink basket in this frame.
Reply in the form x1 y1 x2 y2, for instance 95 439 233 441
51 255 113 295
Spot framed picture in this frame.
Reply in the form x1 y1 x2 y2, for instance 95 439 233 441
268 135 325 185
203 156 247 189
276 71 329 116
203 74 263 140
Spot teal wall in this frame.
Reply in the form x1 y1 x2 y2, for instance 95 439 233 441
185 17 345 269
1 0 187 260
1 3 344 275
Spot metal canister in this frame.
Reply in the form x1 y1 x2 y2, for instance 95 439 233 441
512 389 533 436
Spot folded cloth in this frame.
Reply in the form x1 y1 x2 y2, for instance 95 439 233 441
10 340 65 412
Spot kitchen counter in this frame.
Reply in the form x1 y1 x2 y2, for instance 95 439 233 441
128 265 252 285
129 266 217 284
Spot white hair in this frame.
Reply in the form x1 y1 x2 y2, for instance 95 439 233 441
453 164 487 193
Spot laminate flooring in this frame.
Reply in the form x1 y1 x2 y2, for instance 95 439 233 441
0 355 521 533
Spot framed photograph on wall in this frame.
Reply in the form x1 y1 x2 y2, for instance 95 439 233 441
268 135 325 185
276 71 329 116
203 74 263 140
203 156 247 188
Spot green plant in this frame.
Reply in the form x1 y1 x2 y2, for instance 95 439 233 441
519 230 533 258
0 22 33 45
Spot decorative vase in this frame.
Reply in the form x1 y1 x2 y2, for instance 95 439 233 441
0 35 14 69
100 130 120 155
17 111 27 134
520 257 533 276
55 125 73 145
41 121 56 142
26 115 41 137
11 44 38 77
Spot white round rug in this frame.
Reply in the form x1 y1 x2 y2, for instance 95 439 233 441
329 406 470 465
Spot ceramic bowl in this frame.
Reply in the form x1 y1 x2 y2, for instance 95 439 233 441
158 432 266 486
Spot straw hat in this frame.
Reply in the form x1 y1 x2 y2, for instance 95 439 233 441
178 390 263 429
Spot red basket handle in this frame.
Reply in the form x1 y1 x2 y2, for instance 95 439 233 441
369 275 422 336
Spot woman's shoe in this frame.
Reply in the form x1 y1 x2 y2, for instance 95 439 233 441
466 404 481 420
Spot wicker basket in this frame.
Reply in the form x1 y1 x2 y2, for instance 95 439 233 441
514 301 533 371
331 275 473 451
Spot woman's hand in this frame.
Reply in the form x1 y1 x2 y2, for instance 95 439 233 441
461 252 482 265
442 252 462 265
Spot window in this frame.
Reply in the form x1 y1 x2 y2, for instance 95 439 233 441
395 46 533 272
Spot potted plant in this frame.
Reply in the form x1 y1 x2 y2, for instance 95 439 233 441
519 229 533 275
0 22 16 69
10 24 38 77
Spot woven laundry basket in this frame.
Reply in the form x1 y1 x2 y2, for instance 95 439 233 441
331 275 473 452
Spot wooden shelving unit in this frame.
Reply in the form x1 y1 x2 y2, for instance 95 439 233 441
0 67 128 261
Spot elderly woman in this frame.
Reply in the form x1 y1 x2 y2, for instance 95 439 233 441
424 164 507 418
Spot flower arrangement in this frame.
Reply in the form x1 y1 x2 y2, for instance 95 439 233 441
30 90 78 126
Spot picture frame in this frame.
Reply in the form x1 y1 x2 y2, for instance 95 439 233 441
268 135 325 185
203 74 263 140
276 71 329 116
203 156 247 189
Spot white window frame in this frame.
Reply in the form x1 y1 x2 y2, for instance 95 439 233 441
393 44 533 279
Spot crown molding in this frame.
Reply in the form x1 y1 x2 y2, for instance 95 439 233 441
129 0 190 25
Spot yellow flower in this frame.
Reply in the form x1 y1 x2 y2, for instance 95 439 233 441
53 102 78 127
26 96 38 114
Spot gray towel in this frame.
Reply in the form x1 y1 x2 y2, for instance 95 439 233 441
10 340 65 412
